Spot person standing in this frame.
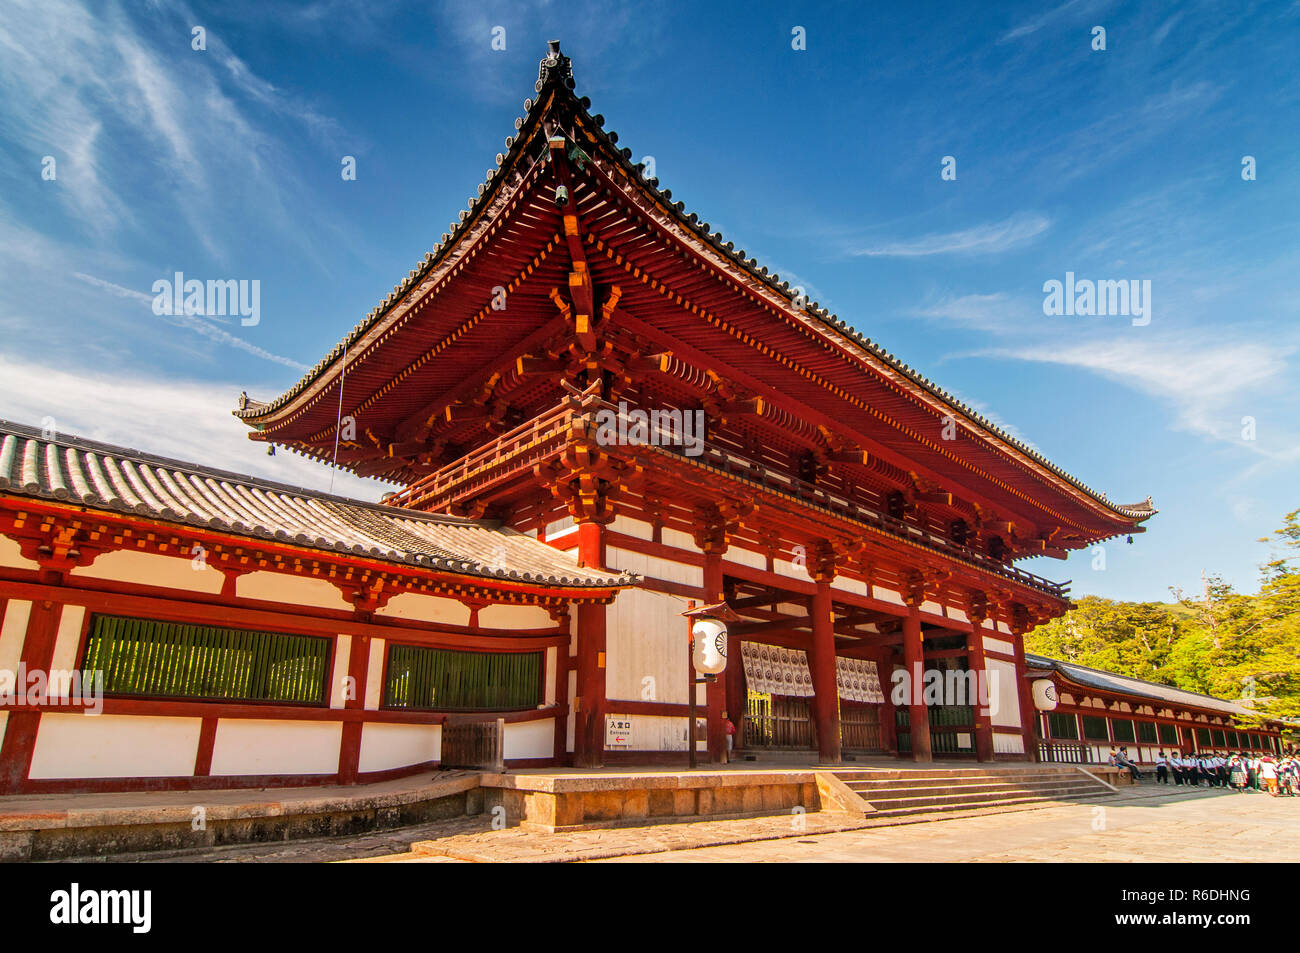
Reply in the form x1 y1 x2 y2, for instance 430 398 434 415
1155 750 1169 784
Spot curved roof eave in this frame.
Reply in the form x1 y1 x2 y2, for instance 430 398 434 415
234 40 1156 528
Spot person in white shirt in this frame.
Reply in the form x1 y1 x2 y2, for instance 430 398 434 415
1154 750 1169 784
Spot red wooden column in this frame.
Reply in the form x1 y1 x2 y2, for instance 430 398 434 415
965 594 996 763
0 599 60 793
902 607 933 762
808 578 841 764
573 520 607 768
702 550 726 764
876 646 898 755
1009 607 1040 762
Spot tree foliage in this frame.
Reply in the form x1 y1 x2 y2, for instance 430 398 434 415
1025 509 1300 727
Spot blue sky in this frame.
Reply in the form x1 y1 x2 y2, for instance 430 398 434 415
0 0 1296 603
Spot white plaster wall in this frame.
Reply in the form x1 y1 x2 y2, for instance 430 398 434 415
948 608 969 624
983 636 1014 657
209 719 342 776
0 534 38 569
29 713 202 779
875 586 904 606
47 605 87 699
0 599 31 677
329 635 352 709
610 515 653 540
996 621 1011 634
358 722 441 773
832 576 868 596
364 638 386 710
504 718 555 760
544 646 557 706
606 586 690 706
987 658 1022 728
994 732 1026 754
922 600 943 615
477 603 554 629
236 571 351 609
72 550 224 594
375 592 471 626
661 528 699 552
726 547 766 570
773 558 808 581
0 711 6 751
566 669 577 753
607 546 702 588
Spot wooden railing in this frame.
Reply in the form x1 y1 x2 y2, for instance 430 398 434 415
440 717 505 771
1038 740 1096 764
386 400 1069 599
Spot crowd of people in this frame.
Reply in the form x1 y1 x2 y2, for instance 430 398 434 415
1106 744 1300 795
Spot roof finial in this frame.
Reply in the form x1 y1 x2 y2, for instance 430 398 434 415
536 39 574 92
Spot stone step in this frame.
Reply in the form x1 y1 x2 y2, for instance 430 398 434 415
847 778 1100 799
859 783 1105 811
831 768 1087 784
872 790 1104 818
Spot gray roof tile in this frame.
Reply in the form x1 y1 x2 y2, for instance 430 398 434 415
0 420 633 590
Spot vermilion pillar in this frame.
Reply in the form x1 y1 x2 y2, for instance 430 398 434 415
0 599 60 793
703 550 726 764
903 608 933 762
965 618 995 763
808 580 841 764
573 520 607 767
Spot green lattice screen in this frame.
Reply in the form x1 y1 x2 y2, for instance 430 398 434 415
384 644 541 712
81 614 330 704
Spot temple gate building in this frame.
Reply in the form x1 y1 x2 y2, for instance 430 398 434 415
5 43 1250 797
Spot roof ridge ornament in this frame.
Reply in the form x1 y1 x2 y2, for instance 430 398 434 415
537 39 574 92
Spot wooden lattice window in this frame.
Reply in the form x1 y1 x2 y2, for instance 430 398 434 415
1082 715 1109 741
1047 712 1079 739
81 614 330 704
1111 718 1136 743
384 644 541 712
1158 723 1179 745
1137 721 1158 744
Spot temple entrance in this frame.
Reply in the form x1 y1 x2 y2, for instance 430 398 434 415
840 701 885 753
744 692 816 749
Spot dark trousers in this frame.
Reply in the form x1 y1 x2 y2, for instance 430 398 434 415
1156 765 1168 783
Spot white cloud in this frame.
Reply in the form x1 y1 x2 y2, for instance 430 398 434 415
0 355 388 500
978 336 1298 454
851 213 1051 258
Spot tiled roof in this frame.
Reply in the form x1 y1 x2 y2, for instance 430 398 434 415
0 420 633 589
1025 652 1265 720
234 41 1155 526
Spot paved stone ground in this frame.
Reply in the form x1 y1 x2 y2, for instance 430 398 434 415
46 783 1296 864
594 787 1298 863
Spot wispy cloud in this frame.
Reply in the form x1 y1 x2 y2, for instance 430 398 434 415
1000 0 1111 43
72 272 309 371
977 336 1298 456
850 213 1051 258
0 354 386 498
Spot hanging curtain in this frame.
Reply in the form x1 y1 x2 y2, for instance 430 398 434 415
741 642 884 703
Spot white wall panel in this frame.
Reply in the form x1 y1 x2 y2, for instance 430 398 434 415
606 587 690 704
29 713 202 779
504 718 555 760
209 719 341 776
359 722 440 773
987 658 1022 727
72 550 224 594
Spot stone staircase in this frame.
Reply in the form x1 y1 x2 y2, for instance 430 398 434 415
832 765 1116 817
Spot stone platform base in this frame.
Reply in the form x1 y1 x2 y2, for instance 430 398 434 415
479 769 866 833
0 772 481 862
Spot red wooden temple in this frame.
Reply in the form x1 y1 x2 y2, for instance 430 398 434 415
234 42 1158 767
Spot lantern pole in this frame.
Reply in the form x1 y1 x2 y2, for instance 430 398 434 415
687 600 696 770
